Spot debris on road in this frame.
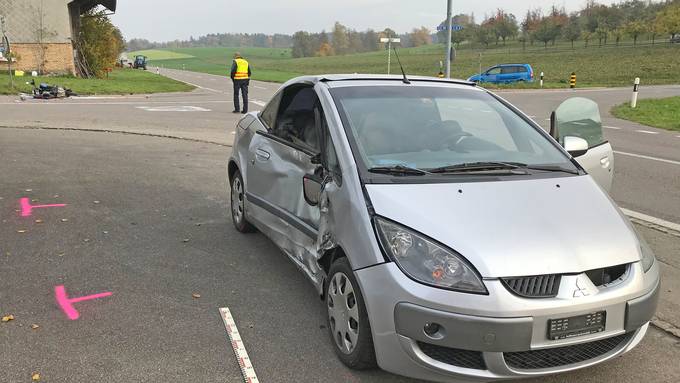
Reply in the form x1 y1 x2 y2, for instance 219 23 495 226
17 230 27 233
2 314 15 322
182 238 190 243
31 324 40 330
60 218 69 222
31 372 41 381
192 293 201 299
35 219 43 224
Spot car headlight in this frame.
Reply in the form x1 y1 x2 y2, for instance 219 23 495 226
639 235 656 273
374 217 487 294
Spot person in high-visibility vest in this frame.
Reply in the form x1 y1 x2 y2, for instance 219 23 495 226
230 52 252 114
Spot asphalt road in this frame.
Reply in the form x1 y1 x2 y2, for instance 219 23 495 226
1 70 680 382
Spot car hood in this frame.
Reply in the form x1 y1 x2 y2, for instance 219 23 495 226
467 74 480 82
366 175 641 278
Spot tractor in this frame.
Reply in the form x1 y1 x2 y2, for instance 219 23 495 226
133 55 148 70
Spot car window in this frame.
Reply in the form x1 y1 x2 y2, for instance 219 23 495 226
330 86 572 171
260 91 282 129
500 66 517 74
517 66 528 73
486 67 501 75
271 86 322 152
319 109 342 183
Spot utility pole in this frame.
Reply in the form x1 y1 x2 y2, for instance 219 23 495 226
445 0 453 78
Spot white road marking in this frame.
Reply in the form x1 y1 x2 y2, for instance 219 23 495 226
614 151 680 166
251 99 266 107
622 208 680 233
253 86 267 90
603 126 621 130
219 308 259 383
178 80 222 93
1 100 231 106
635 130 659 135
136 106 211 112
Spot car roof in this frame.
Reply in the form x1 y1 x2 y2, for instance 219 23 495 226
281 74 479 89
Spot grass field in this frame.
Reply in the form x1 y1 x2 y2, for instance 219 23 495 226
127 49 195 60
131 43 680 87
612 97 680 131
0 68 194 95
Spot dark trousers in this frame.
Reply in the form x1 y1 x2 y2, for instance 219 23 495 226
233 79 249 112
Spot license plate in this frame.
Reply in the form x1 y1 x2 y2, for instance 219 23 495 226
548 311 606 340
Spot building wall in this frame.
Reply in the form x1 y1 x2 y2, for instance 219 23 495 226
0 0 75 74
11 43 76 74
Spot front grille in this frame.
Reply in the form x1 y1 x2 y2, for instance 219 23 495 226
417 342 486 370
501 274 561 298
504 333 634 370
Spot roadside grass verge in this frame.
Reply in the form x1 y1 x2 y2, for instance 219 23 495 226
611 97 680 131
127 49 195 60
0 68 194 95
140 44 680 88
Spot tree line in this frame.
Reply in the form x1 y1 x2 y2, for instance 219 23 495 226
126 33 293 51
439 0 680 49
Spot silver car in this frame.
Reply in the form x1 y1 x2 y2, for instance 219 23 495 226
227 75 659 382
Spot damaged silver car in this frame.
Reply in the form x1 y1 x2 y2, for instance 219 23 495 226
227 75 659 382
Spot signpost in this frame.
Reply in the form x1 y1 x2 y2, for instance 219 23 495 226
380 37 401 75
444 0 453 78
0 15 12 89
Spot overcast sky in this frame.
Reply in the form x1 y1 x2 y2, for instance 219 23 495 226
111 0 621 42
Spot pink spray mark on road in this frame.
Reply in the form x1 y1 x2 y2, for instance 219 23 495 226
20 197 66 217
55 285 112 320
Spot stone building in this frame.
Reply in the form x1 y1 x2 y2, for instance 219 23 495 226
0 0 116 75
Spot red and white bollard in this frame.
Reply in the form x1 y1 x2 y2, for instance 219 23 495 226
631 77 640 108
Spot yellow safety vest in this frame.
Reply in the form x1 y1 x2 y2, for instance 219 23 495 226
234 58 250 80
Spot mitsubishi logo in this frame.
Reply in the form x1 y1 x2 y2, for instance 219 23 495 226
573 276 591 298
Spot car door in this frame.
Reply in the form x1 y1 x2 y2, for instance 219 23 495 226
499 66 517 83
245 83 323 275
552 97 614 192
483 66 501 83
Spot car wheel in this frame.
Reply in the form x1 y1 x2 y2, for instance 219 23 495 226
230 170 256 233
326 257 377 370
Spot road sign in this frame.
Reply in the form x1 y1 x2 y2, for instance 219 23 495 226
437 24 464 32
380 37 401 43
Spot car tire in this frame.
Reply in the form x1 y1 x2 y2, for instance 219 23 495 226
326 257 377 370
230 170 256 233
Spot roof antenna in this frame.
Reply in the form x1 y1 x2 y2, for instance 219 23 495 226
392 47 410 84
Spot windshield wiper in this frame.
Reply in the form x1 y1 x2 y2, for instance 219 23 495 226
428 161 524 174
524 164 580 175
367 165 429 176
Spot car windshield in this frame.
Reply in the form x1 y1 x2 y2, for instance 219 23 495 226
330 85 574 173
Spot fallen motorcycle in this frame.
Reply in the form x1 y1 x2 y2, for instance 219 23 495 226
26 79 77 99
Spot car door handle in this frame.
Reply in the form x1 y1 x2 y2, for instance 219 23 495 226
255 148 271 161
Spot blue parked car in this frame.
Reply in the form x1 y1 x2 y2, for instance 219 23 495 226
468 64 534 84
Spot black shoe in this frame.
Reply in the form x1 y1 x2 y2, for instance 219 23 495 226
241 110 248 114
232 110 240 113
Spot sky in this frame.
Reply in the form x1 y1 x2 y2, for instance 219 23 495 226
111 0 622 42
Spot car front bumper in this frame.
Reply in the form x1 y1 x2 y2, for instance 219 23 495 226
355 261 659 382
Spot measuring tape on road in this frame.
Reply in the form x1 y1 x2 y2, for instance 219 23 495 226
220 307 260 383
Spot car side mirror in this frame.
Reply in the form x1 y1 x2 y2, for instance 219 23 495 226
551 97 604 148
303 174 323 206
563 136 589 157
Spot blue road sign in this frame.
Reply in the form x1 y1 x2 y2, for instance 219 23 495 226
437 24 464 32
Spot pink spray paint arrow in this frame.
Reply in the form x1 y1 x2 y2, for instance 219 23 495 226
20 197 66 217
55 285 112 320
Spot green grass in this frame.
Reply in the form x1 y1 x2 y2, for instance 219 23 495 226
611 97 680 131
0 68 194 95
137 43 680 87
127 49 195 60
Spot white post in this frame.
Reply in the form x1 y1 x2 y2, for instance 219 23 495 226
387 40 391 75
445 0 453 78
540 72 544 88
156 67 160 75
631 77 640 108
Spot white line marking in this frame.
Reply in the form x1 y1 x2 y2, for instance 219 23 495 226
635 130 659 135
676 136 680 139
178 80 222 93
251 100 266 107
603 126 621 130
614 151 680 166
1 100 231 106
253 86 267 90
622 209 680 233
136 106 211 112
219 308 260 383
